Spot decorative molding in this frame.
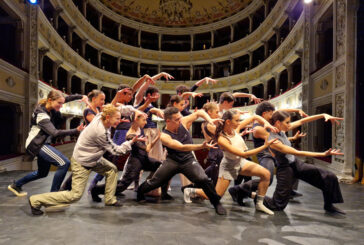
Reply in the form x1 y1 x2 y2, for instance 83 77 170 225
335 0 346 58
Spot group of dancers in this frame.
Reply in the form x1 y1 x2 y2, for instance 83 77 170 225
7 72 345 216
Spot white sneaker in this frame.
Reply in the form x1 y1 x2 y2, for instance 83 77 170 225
183 188 193 203
255 202 274 215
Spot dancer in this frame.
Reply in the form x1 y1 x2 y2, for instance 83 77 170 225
137 107 227 215
28 104 144 215
8 90 85 196
263 111 345 214
91 111 171 201
184 109 278 215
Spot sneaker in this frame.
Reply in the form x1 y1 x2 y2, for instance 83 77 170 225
106 200 123 207
45 204 70 213
324 204 346 215
214 203 227 215
161 193 174 201
290 190 303 199
183 188 193 203
180 184 194 193
28 198 43 216
255 202 274 215
91 189 102 203
8 181 27 197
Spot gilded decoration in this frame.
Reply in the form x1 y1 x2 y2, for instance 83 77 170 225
335 63 345 88
334 92 345 164
99 0 253 27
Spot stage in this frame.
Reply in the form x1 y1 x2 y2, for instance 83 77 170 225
0 171 363 245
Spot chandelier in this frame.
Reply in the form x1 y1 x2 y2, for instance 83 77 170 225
159 0 193 23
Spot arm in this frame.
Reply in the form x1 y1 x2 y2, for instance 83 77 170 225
252 125 270 140
137 98 152 112
151 72 174 81
160 133 205 151
181 92 203 100
278 108 308 117
149 108 164 119
133 75 154 106
270 140 324 157
217 135 274 158
232 92 262 104
181 109 215 129
288 130 306 141
37 113 80 137
102 132 133 156
237 115 277 133
289 113 343 130
131 75 148 95
85 114 95 124
146 130 161 153
192 77 218 91
65 94 83 103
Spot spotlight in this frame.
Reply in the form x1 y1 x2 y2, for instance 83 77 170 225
304 0 312 3
27 0 38 4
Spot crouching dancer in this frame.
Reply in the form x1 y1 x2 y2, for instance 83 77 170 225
137 107 227 215
28 104 144 215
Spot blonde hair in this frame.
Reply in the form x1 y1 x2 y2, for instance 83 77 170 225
203 102 218 113
101 104 119 121
38 90 64 106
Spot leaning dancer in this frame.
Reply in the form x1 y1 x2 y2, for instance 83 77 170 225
263 111 345 214
137 107 227 215
8 90 85 196
184 109 278 215
28 105 144 215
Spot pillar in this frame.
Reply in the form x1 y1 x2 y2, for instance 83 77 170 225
158 33 162 50
81 79 86 95
284 63 293 89
211 62 214 78
230 58 234 75
138 29 141 47
97 50 102 68
190 65 193 80
82 0 88 17
274 72 281 95
211 31 214 48
53 8 62 30
262 40 269 58
117 57 121 74
98 13 103 32
262 80 268 100
81 39 87 57
248 14 254 33
67 26 75 46
38 48 49 80
264 0 269 18
248 51 253 69
274 27 281 46
118 24 122 41
52 61 62 88
137 61 141 77
230 24 234 42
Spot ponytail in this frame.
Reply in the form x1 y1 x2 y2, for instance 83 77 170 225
214 109 239 143
38 90 64 106
88 89 104 102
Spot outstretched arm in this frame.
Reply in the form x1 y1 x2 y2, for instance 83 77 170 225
279 108 308 118
181 109 220 129
232 92 263 104
237 115 277 133
160 133 210 151
289 113 343 130
270 140 343 157
133 75 155 106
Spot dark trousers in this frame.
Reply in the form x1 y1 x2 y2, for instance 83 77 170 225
138 157 221 206
93 155 162 195
233 156 298 196
264 158 344 211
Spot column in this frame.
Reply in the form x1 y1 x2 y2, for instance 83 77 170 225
262 40 269 58
285 11 294 30
97 50 102 68
98 13 103 32
190 65 193 80
211 31 214 48
158 33 162 50
248 14 254 33
97 83 102 90
230 58 234 75
273 72 281 95
262 80 268 100
248 51 253 69
263 0 269 18
138 29 141 47
82 0 88 17
65 117 73 141
52 61 62 88
66 70 75 94
118 24 122 41
210 62 214 78
81 79 86 95
137 61 141 77
284 63 293 89
210 91 213 101
117 57 121 74
38 48 49 80
158 93 162 108
81 39 87 57
190 34 194 51
230 24 234 42
158 64 161 74
273 27 281 46
67 26 75 46
53 8 62 30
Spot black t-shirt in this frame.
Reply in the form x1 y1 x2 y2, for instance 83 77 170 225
163 124 194 163
83 108 98 126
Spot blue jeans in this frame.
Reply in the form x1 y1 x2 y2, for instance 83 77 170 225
16 144 70 192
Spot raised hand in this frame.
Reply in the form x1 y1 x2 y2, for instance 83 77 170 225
191 92 203 98
264 137 278 146
203 77 218 85
250 95 263 104
292 130 306 140
145 75 156 85
264 122 279 133
77 123 85 132
131 135 147 143
323 148 344 156
240 128 254 137
81 95 91 107
298 109 308 118
323 114 344 125
160 72 174 81
202 140 218 149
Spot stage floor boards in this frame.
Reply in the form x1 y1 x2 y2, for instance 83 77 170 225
0 171 363 245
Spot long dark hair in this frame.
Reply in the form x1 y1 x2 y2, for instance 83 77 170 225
167 95 183 108
214 109 239 142
271 111 290 125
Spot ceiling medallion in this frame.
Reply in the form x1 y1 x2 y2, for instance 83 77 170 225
6 77 16 87
159 0 192 22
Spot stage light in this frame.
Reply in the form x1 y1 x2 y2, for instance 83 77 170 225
304 0 312 3
27 0 38 4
